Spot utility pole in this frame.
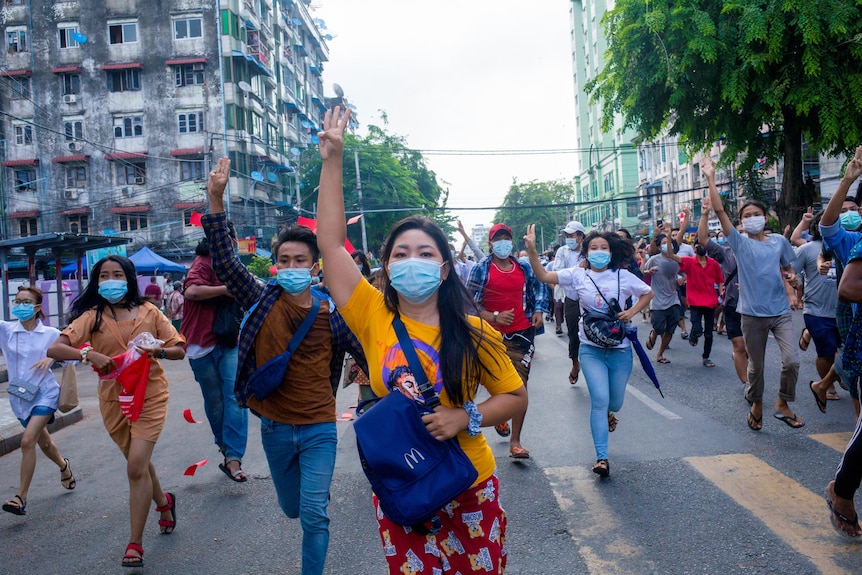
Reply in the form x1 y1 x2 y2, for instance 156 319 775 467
354 149 368 255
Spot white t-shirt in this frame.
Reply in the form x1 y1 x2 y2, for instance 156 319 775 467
553 245 585 300
556 267 651 348
677 243 696 258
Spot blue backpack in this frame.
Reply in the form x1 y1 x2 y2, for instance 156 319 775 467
353 315 478 531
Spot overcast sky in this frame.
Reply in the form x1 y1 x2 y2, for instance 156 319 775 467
315 0 578 242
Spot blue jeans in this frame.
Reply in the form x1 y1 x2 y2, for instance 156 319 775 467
188 345 247 461
260 418 337 575
579 344 633 460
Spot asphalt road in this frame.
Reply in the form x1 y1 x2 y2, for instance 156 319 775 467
1 310 861 574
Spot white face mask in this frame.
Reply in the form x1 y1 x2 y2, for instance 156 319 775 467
741 215 765 235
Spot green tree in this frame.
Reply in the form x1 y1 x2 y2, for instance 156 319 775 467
587 0 862 226
493 179 575 252
246 255 274 279
300 125 449 256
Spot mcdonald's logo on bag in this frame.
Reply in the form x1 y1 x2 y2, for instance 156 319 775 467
403 448 426 470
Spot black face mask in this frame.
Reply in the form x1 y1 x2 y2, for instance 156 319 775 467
695 245 706 256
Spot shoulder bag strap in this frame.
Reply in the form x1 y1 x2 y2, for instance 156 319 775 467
392 313 441 408
723 267 738 287
586 273 614 309
284 295 321 356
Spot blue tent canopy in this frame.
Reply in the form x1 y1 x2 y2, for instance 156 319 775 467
60 258 87 277
129 247 187 274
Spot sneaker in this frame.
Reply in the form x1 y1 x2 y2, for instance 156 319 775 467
494 422 511 437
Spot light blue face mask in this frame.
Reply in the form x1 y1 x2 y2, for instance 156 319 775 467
491 240 513 259
840 210 862 231
565 238 579 251
277 267 312 295
98 279 128 304
11 303 36 322
660 244 668 253
587 250 612 269
388 258 443 304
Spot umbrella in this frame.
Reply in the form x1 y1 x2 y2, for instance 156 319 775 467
625 325 664 398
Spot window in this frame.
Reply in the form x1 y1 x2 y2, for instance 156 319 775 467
7 29 27 53
251 113 263 138
114 116 143 138
661 144 667 164
174 18 203 39
180 160 204 181
65 166 87 188
19 218 37 237
627 199 638 218
8 76 30 99
14 169 36 191
116 162 146 185
14 124 33 145
108 22 137 44
183 209 196 227
174 63 205 86
62 73 81 95
68 214 89 234
64 120 83 141
118 214 148 231
58 26 80 49
177 112 203 134
107 69 141 92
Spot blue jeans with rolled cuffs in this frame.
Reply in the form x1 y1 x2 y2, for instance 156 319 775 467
579 343 633 461
260 418 337 575
188 345 247 461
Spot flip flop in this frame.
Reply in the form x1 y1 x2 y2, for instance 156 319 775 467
773 412 805 429
568 367 579 385
810 381 827 414
825 483 862 537
509 446 530 459
494 422 511 437
219 460 248 483
702 358 715 367
656 357 670 364
799 328 811 351
747 409 762 431
826 391 841 401
646 329 657 350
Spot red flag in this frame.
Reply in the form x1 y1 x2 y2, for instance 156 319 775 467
183 459 208 476
190 212 203 226
297 216 317 233
347 214 363 225
116 353 150 422
183 408 202 424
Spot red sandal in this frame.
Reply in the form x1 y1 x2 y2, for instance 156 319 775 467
121 542 144 568
155 492 176 534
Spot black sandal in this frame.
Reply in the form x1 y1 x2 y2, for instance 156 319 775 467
592 459 609 477
2 494 26 515
59 458 76 490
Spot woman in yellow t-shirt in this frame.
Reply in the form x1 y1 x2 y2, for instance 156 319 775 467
316 108 527 574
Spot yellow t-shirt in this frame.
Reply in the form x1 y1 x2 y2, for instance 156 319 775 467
340 279 524 484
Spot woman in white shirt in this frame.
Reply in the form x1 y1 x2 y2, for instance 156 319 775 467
526 225 653 477
1 286 75 516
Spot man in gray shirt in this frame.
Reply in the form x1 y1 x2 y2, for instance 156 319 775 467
644 233 681 364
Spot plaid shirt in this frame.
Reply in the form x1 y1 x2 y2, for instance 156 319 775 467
202 212 366 407
466 255 550 317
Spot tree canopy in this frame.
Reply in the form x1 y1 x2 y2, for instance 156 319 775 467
587 0 862 225
493 179 575 252
300 125 450 258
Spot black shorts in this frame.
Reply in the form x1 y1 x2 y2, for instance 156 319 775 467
724 304 742 339
651 305 681 336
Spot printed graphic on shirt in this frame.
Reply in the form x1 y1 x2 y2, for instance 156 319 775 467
381 338 443 400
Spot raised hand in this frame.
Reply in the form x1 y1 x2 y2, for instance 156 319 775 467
702 194 712 213
702 156 716 181
801 206 814 225
457 220 468 237
845 146 862 182
207 157 231 209
524 224 537 252
318 106 352 162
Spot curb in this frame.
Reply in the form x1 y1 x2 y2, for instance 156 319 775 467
0 406 84 457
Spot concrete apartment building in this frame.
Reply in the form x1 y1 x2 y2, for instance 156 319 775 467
0 0 329 257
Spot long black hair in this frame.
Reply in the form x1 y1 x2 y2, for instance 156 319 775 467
580 231 635 271
351 250 371 278
70 255 143 333
379 215 499 404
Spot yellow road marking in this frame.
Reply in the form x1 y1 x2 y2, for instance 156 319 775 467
687 454 858 575
545 466 656 574
810 432 854 454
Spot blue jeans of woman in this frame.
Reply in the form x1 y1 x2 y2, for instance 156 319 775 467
579 343 633 460
188 345 247 461
260 418 337 575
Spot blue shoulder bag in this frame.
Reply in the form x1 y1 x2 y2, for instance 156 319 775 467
246 295 321 401
353 314 478 533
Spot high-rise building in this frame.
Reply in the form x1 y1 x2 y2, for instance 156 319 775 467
0 0 330 256
570 0 641 233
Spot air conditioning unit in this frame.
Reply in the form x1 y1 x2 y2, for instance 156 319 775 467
67 142 80 152
64 189 78 200
63 94 77 104
134 176 145 185
193 63 205 71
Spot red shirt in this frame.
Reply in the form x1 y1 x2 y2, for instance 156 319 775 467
482 261 531 334
679 256 724 308
180 255 221 347
144 284 162 301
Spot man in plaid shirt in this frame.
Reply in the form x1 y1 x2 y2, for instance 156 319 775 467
203 157 366 575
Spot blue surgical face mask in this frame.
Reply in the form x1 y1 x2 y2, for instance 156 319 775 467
388 258 443 304
11 303 36 322
660 244 668 253
98 279 128 304
491 239 513 259
565 238 579 251
717 237 727 245
277 267 312 295
587 250 612 269
840 210 862 230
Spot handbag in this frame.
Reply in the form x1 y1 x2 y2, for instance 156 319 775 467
353 314 478 531
6 333 40 401
582 271 626 347
58 363 79 412
246 295 320 401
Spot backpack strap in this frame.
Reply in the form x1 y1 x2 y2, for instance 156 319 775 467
392 313 441 409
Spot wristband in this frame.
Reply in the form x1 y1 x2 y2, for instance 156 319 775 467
80 345 93 365
463 400 482 436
